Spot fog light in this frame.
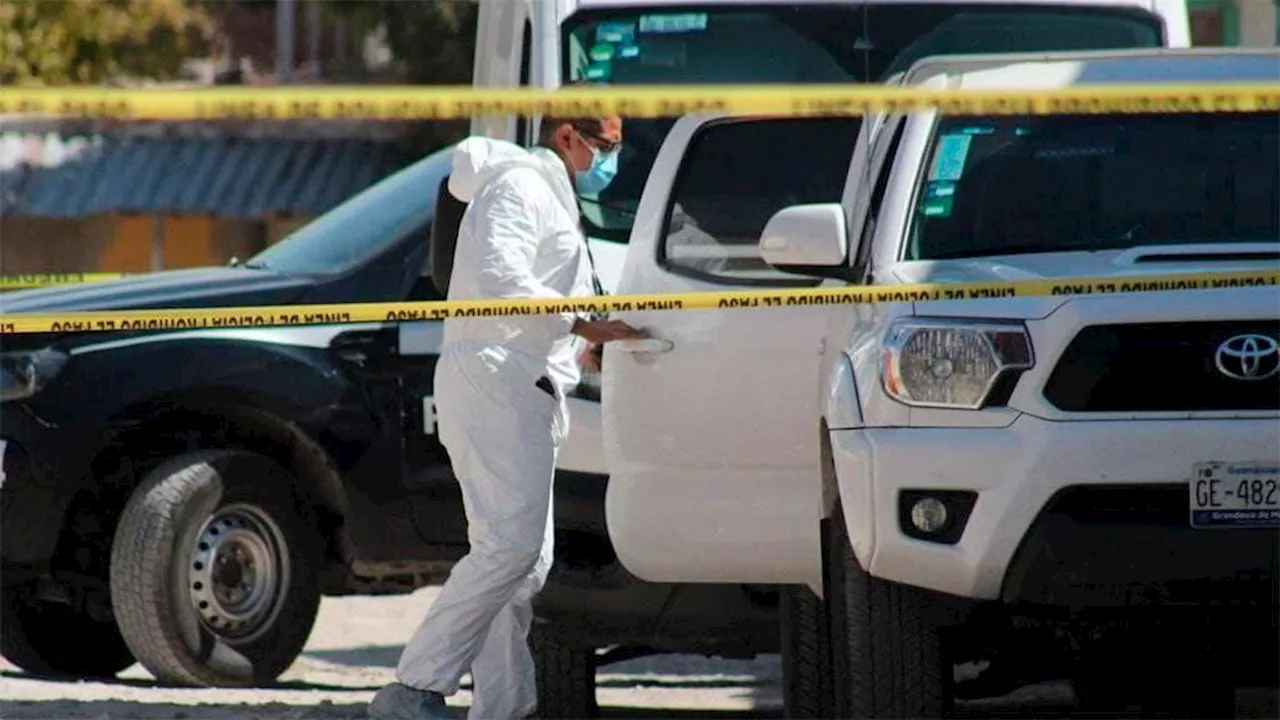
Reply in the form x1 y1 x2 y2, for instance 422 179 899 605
910 497 950 533
899 490 978 545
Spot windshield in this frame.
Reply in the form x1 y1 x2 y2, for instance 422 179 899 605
905 112 1279 260
244 151 450 275
562 2 1164 242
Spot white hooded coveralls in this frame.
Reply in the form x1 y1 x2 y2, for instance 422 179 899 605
395 137 595 719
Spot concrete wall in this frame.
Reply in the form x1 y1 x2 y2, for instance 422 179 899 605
0 215 280 274
0 215 116 274
1238 0 1279 45
1191 0 1279 46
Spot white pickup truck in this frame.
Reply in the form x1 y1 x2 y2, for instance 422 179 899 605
462 0 1197 713
600 47 1280 717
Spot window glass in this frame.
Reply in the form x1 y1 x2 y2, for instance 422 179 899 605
562 3 1164 244
662 117 861 284
906 112 1279 261
245 153 448 275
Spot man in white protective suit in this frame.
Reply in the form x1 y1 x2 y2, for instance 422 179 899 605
368 113 648 720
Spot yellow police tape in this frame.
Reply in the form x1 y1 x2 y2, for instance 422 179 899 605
1 270 1275 336
0 273 128 291
1 83 1279 121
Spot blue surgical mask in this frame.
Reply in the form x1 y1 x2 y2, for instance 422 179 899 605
574 144 619 197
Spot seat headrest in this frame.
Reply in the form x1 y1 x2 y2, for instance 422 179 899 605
428 174 468 297
969 154 1091 249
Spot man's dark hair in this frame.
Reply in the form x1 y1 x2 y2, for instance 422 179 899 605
537 80 611 147
538 116 605 146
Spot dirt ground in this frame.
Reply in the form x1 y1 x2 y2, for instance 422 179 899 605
0 586 785 720
1 587 1276 720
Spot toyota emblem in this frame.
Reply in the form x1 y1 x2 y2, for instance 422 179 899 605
1214 334 1280 381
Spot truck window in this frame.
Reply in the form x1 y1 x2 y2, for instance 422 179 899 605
660 117 861 286
244 154 449 275
905 111 1279 261
562 2 1165 245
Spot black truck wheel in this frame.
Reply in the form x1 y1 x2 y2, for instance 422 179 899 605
109 450 322 687
0 578 135 678
530 621 598 718
781 583 834 717
825 501 948 718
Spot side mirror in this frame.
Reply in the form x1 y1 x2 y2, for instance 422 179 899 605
759 203 848 269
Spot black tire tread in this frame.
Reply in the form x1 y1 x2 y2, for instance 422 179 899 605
109 449 319 687
780 584 834 717
830 501 946 718
530 621 597 719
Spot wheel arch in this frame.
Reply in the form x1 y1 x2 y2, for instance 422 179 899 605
56 387 356 589
819 418 839 522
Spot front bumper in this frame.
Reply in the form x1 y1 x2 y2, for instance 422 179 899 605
830 414 1280 604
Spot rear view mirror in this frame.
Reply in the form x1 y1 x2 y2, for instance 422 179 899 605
759 203 848 268
428 174 467 297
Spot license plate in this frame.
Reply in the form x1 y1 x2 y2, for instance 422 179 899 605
1190 461 1280 528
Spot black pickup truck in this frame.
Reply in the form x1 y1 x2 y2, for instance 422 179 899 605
0 144 778 715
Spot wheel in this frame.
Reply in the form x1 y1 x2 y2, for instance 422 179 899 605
0 578 135 678
781 584 835 717
824 500 948 718
109 450 322 687
530 621 598 718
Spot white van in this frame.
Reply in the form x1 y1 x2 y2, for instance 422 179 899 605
467 0 1192 478
599 46 1279 716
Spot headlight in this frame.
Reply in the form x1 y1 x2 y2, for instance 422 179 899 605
881 318 1033 410
0 348 69 402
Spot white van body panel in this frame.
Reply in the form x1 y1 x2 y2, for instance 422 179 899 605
467 0 1193 478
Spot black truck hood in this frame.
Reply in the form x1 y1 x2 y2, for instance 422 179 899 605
0 267 317 351
0 267 314 314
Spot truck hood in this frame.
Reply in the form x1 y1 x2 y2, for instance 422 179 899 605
0 266 313 315
887 244 1280 319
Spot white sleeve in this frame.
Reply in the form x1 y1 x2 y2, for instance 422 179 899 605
469 174 580 338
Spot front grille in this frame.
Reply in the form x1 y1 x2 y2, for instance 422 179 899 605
1043 320 1280 412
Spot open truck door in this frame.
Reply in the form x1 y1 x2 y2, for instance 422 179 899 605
599 113 866 591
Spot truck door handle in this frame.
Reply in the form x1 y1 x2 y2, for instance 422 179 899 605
614 338 674 354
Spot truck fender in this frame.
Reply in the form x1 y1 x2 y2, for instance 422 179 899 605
822 353 876 573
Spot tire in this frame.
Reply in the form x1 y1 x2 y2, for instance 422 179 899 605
0 578 135 678
781 584 835 717
109 450 322 687
825 500 948 718
530 621 597 719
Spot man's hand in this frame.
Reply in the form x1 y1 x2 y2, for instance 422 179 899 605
578 342 603 372
571 318 649 344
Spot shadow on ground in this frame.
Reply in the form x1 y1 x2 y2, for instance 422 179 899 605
306 645 401 669
0 699 777 719
0 700 372 719
0 668 378 692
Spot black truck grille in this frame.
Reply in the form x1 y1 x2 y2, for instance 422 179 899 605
1043 320 1280 412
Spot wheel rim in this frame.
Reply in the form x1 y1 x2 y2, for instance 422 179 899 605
187 503 290 641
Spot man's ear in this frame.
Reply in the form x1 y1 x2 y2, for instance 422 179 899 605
553 122 575 151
